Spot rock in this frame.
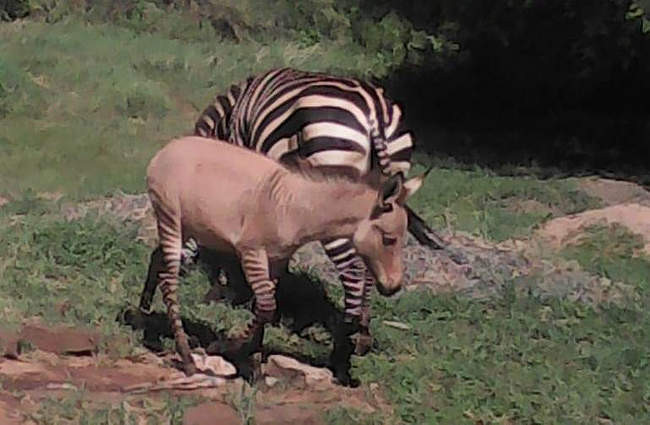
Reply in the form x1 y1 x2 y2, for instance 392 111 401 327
19 324 99 356
189 353 237 377
264 376 279 387
263 355 333 389
0 331 19 359
537 203 650 255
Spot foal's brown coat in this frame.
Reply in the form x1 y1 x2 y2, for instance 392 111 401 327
146 136 425 376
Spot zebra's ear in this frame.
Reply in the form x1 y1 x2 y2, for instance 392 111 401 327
398 167 431 205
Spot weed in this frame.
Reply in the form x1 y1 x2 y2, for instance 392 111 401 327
324 406 389 425
225 381 258 425
28 390 202 424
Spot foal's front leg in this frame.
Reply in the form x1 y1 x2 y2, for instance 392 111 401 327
235 248 277 356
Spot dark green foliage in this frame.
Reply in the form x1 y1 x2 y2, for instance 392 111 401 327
0 0 30 20
376 0 650 176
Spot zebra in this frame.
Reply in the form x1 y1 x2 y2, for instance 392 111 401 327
140 67 445 358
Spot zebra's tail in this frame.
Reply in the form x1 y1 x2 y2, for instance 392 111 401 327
405 205 446 250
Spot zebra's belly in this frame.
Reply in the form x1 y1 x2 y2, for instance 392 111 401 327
182 225 237 257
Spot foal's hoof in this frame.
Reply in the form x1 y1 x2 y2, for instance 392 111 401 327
206 336 251 359
202 285 226 304
241 353 263 384
183 361 198 377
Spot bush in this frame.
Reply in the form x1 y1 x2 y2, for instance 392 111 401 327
0 0 30 20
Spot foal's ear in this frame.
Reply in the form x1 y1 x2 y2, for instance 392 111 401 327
397 167 431 205
380 172 404 204
371 173 404 218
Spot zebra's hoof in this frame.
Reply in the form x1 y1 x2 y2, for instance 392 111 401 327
353 333 373 356
334 368 359 388
138 305 153 315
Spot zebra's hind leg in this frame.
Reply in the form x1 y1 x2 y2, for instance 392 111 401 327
139 247 163 314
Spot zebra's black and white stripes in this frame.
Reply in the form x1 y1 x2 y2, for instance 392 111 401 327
195 68 413 179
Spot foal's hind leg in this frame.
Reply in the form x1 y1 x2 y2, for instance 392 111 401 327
152 204 197 376
140 239 200 313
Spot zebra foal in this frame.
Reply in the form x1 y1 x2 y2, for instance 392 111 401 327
144 136 426 385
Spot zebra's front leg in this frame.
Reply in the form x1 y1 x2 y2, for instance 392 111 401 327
323 238 373 357
355 268 375 356
323 238 365 386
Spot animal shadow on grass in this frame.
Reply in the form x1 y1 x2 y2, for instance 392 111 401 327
118 248 347 380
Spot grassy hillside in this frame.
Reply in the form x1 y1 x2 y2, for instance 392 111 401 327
0 17 382 199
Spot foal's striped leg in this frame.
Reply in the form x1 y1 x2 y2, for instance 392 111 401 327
151 202 197 376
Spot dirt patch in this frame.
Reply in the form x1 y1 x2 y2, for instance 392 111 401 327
537 203 650 255
0 392 25 425
577 176 650 207
184 402 241 425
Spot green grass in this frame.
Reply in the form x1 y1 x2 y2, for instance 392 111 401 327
561 223 650 294
408 161 600 242
1 205 647 425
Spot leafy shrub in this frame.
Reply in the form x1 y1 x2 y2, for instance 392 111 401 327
0 0 30 20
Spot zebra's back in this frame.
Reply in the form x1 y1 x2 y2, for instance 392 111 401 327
194 68 414 178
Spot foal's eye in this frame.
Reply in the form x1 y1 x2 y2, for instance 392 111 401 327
382 234 397 246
